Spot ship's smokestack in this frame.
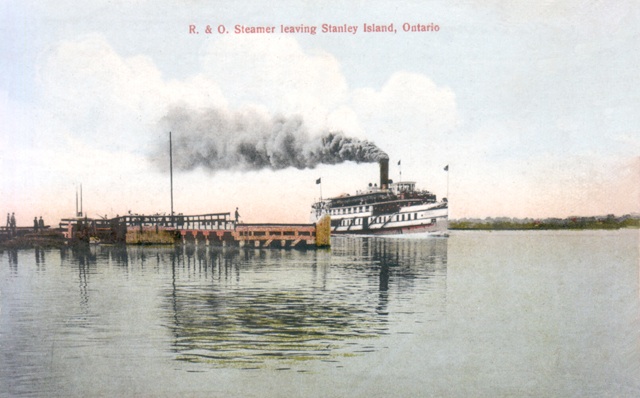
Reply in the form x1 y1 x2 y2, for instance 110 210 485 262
379 158 389 189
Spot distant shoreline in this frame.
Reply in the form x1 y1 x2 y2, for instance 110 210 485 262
449 214 640 230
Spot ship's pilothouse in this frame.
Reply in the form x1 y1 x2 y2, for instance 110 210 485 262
391 181 416 195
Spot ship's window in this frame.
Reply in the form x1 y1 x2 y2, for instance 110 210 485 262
414 213 417 220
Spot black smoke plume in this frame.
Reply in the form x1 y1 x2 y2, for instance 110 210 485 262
152 106 388 172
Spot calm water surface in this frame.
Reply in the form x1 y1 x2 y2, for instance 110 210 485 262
1 230 638 397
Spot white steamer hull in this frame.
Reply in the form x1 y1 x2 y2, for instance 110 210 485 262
325 204 448 236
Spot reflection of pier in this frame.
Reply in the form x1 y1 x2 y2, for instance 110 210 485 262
59 213 330 248
46 238 446 370
161 245 387 369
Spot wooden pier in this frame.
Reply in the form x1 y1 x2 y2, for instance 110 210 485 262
59 213 331 248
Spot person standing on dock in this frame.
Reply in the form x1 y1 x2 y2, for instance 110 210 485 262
34 217 39 232
235 207 240 229
6 213 9 229
10 213 16 235
39 216 44 229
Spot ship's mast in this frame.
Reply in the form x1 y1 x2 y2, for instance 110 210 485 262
169 131 174 226
76 184 83 217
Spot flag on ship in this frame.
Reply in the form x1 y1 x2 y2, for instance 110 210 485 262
316 178 321 184
444 165 449 171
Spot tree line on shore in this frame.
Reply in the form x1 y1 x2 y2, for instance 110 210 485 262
449 214 640 230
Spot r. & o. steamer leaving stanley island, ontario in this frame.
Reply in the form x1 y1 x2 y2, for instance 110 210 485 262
310 158 449 236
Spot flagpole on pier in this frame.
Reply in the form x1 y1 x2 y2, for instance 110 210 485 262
169 131 174 227
444 164 449 200
316 177 322 201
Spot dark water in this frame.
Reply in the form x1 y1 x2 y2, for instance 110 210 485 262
1 230 638 397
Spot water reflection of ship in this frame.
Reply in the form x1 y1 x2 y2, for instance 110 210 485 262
159 238 447 368
52 242 447 369
333 236 448 321
162 247 385 368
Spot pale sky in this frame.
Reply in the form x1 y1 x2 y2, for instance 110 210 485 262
1 0 639 225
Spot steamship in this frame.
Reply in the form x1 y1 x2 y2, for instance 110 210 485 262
310 159 448 236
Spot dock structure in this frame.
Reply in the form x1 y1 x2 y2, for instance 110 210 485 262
0 226 31 242
59 213 331 248
236 224 317 248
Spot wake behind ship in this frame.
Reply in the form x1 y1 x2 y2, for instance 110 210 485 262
310 159 448 236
